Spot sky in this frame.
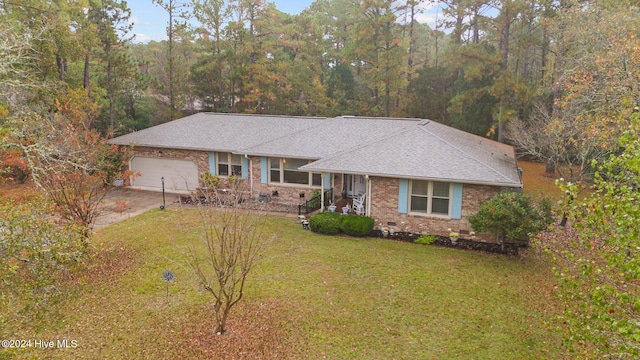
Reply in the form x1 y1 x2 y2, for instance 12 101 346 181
126 0 442 44
128 0 316 43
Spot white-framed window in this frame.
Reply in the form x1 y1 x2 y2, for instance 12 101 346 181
269 158 321 187
217 152 242 177
409 180 451 216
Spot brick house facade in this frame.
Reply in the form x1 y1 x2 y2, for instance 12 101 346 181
125 148 504 241
112 113 523 244
368 176 500 239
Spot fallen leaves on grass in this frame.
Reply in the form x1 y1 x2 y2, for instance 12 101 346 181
78 245 140 285
147 299 300 359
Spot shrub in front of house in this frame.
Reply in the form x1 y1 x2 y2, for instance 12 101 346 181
339 215 375 237
468 191 553 245
414 234 439 245
309 212 343 235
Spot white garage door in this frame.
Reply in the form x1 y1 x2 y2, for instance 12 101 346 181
130 157 199 193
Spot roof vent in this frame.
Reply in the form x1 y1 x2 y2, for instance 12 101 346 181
418 120 430 126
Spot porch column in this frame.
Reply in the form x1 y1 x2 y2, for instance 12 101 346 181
321 172 326 211
366 175 372 217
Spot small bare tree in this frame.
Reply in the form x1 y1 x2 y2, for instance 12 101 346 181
182 176 268 335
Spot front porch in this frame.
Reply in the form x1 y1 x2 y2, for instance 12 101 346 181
320 173 370 216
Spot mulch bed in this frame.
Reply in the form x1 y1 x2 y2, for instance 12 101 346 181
369 230 521 255
178 194 520 255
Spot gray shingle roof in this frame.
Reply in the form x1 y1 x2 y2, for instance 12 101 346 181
300 120 522 187
108 112 324 152
238 116 415 158
109 113 522 187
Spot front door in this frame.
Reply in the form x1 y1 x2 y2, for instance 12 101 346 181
345 174 366 197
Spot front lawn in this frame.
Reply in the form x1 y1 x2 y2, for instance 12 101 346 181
2 208 563 359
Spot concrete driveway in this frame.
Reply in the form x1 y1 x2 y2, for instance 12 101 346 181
93 188 181 230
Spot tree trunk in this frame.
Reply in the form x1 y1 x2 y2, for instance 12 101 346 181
84 52 91 98
56 54 65 81
107 58 114 135
545 158 556 174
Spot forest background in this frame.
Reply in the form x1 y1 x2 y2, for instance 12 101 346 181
2 0 638 182
3 1 640 357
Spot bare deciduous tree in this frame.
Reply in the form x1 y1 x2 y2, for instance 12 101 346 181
506 102 610 183
6 89 128 239
0 20 43 103
180 176 268 335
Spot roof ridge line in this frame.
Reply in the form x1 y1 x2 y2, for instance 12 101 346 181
236 118 330 154
334 115 422 122
302 126 414 166
206 112 326 120
417 125 517 184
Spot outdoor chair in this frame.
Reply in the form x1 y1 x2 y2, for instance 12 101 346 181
352 193 365 215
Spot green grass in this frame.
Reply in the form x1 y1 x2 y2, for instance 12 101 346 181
2 208 563 359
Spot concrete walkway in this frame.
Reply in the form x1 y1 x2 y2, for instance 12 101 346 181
93 188 181 230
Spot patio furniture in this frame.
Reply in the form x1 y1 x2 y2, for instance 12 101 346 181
258 193 271 203
352 193 365 215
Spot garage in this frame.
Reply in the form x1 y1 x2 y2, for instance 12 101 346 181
130 157 199 193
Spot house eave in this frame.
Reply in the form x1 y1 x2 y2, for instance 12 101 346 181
299 167 522 188
237 152 322 161
108 142 236 154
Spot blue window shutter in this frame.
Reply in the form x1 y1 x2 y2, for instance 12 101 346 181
323 173 331 190
398 179 409 214
451 183 463 219
260 157 268 184
241 156 249 179
208 152 216 175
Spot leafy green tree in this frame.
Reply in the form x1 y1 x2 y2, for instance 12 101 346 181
89 0 137 134
153 0 191 120
406 65 455 123
191 0 231 111
542 115 640 358
326 63 356 116
0 199 85 319
446 43 501 137
347 0 407 117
